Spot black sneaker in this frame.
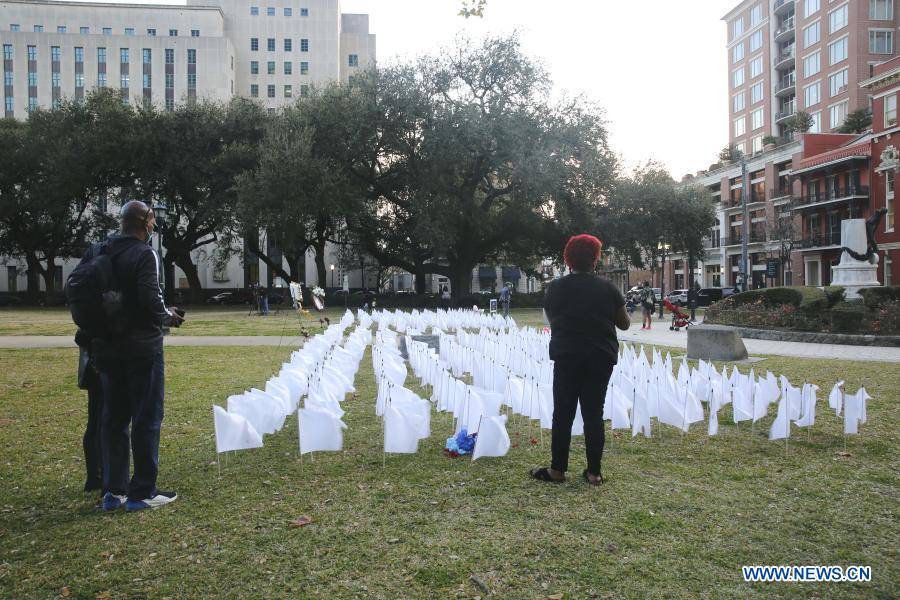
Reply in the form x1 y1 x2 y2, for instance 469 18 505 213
125 490 178 512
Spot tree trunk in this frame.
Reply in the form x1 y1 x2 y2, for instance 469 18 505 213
174 254 204 304
414 261 426 294
24 254 42 304
449 262 474 298
41 256 56 306
314 238 327 288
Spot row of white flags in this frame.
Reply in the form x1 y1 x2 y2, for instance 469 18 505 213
214 308 872 462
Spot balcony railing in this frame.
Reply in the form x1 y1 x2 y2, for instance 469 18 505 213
775 20 795 39
721 230 767 246
775 47 795 67
704 238 721 249
775 110 795 122
723 191 765 208
775 77 796 94
774 0 793 14
798 231 841 249
794 185 869 206
768 187 792 200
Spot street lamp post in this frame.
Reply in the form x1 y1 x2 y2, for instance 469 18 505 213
151 202 169 294
657 240 670 319
330 263 335 289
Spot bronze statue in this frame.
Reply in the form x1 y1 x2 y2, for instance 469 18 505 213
842 208 888 262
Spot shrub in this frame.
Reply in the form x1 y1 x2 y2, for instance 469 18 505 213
824 286 846 307
726 286 826 311
859 286 900 309
866 300 900 335
830 303 866 334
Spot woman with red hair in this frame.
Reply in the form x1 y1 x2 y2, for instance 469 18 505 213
531 234 630 486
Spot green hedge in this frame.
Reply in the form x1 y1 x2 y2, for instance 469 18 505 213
726 286 826 310
859 286 900 308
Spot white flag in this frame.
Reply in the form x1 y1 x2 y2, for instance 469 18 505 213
384 404 423 453
769 396 791 441
794 384 819 428
828 380 844 416
472 414 511 460
299 407 347 454
213 405 263 453
708 396 719 437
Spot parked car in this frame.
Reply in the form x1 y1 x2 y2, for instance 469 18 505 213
696 287 738 307
0 293 23 306
206 291 251 305
667 289 689 306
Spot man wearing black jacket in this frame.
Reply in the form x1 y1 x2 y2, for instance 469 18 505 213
80 200 185 512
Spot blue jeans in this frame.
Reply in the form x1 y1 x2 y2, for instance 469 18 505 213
261 296 269 315
97 353 165 501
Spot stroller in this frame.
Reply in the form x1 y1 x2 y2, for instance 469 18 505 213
663 297 692 331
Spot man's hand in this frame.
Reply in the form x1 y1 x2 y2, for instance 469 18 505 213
168 307 186 328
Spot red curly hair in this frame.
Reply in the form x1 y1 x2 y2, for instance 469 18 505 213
563 234 602 272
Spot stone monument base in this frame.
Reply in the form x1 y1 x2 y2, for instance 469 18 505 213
687 324 748 361
831 254 880 300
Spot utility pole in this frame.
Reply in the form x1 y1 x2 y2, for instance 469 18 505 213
740 154 750 292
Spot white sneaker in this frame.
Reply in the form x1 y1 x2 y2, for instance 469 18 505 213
125 490 178 512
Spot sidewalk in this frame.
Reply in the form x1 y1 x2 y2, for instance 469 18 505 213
2 326 899 362
619 321 900 363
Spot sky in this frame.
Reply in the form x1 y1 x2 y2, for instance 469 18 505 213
70 0 734 179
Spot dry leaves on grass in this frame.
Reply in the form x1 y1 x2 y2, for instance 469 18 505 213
288 516 312 528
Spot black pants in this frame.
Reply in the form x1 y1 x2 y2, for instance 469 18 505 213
551 353 614 476
97 353 165 501
79 348 103 490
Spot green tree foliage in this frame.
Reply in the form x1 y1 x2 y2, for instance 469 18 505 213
459 0 486 18
0 90 130 303
837 108 872 134
783 110 815 134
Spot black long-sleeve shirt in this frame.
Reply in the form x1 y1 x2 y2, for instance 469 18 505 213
77 234 173 359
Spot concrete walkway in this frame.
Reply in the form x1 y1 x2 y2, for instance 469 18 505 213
2 325 899 362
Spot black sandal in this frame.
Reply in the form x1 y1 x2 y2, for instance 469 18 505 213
582 469 604 487
530 467 565 483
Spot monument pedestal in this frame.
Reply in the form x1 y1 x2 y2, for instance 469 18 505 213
830 219 880 299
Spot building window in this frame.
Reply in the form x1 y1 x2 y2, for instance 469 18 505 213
28 97 38 112
885 94 897 127
147 28 156 37
301 8 309 17
250 61 259 74
804 51 820 77
250 84 259 97
57 26 66 33
27 45 37 61
28 71 37 86
125 28 134 36
102 27 111 35
300 38 309 52
121 73 129 88
871 0 894 20
869 30 893 54
51 46 60 61
829 100 848 130
4 97 12 114
749 30 762 53
284 61 292 75
97 72 107 88
829 68 848 96
165 98 174 112
188 72 196 89
803 21 820 48
2 44 11 61
348 54 359 67
733 42 744 63
267 61 275 74
284 39 292 52
190 29 199 37
749 82 762 105
752 135 763 153
284 84 292 97
251 38 258 51
828 4 848 34
805 0 819 18
749 55 762 78
804 82 820 108
733 67 744 87
267 84 275 98
143 73 151 88
300 84 308 96
829 36 848 65
165 48 174 64
75 73 85 88
887 171 895 231
169 29 177 37
121 48 129 64
749 4 762 26
284 7 292 16
74 46 84 62
143 48 151 64
50 71 60 88
733 92 745 113
267 7 276 16
10 24 19 32
250 6 259 16
809 110 821 133
751 107 763 130
300 61 309 75
165 73 174 89
267 38 275 51
34 25 43 32
4 71 11 86
79 26 89 34
97 47 106 63
732 16 744 39
188 49 196 64
734 116 746 137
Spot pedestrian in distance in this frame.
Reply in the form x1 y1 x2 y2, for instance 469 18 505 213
639 281 655 330
499 282 512 317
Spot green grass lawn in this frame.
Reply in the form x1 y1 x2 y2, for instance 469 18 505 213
0 342 897 598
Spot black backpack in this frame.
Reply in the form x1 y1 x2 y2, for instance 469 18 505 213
65 242 129 338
